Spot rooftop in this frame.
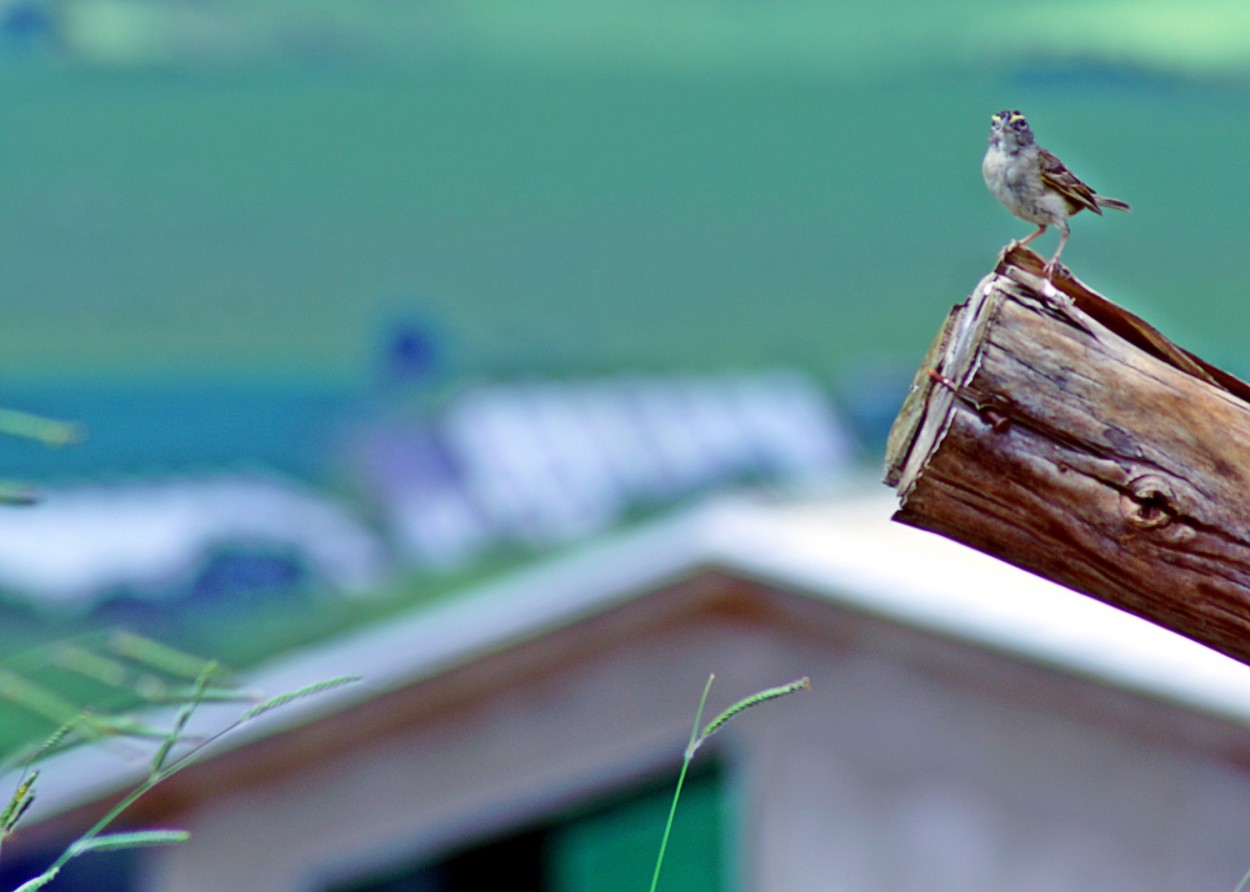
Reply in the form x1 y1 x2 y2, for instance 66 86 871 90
17 488 1250 825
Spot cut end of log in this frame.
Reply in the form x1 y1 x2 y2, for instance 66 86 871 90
884 245 1250 497
881 244 1250 668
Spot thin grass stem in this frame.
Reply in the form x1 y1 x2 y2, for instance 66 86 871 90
649 673 716 892
1233 865 1250 892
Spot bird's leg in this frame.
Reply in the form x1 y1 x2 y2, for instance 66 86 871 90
1043 225 1070 279
1017 225 1047 248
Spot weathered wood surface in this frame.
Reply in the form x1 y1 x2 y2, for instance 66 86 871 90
885 245 1250 667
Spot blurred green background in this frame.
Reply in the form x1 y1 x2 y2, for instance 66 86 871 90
1 0 1250 732
2 0 1247 389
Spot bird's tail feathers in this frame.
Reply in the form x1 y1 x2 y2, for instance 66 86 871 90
1096 196 1131 212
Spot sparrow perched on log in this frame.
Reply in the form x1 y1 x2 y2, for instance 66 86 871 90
982 110 1129 278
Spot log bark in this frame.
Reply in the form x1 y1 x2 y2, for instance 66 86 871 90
884 245 1250 668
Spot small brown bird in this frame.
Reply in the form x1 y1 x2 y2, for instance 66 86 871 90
982 110 1130 278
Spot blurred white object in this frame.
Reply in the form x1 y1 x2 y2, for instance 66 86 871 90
383 369 854 559
0 474 386 607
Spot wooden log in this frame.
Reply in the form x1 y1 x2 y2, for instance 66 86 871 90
884 245 1250 668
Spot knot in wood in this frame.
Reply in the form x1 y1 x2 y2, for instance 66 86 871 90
1121 474 1177 530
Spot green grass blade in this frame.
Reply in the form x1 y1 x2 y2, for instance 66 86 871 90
12 866 59 891
8 716 84 768
1233 865 1250 892
0 482 38 505
107 632 217 681
68 830 190 857
651 674 715 892
654 675 810 891
239 675 360 721
151 663 218 776
0 408 81 446
2 768 38 833
698 677 809 743
0 670 86 727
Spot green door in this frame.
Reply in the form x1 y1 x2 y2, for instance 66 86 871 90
550 771 727 892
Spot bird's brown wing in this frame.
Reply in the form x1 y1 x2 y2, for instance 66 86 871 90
1038 147 1103 216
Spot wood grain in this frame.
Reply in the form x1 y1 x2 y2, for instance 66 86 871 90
885 245 1250 666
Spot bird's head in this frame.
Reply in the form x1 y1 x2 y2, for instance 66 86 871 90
988 110 1034 150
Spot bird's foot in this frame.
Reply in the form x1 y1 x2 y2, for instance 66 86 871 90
1037 264 1075 306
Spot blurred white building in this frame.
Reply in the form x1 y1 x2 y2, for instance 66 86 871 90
0 473 386 608
354 370 855 567
0 370 854 611
11 493 1250 891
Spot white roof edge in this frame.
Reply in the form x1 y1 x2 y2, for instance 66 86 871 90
697 493 1250 725
14 488 1250 824
7 504 715 824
